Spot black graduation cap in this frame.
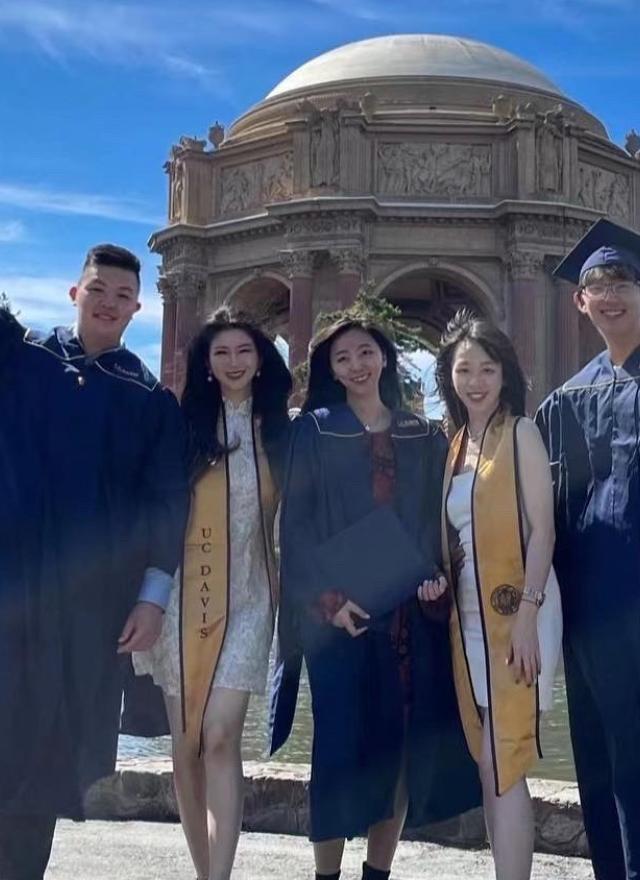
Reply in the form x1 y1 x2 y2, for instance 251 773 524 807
554 218 640 285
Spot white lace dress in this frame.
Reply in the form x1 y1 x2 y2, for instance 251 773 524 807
134 397 274 696
446 469 563 711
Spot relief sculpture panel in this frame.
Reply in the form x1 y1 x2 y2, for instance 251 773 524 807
377 142 492 198
577 163 630 221
220 152 293 216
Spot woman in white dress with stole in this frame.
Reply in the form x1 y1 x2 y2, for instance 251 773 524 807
420 311 562 880
134 308 291 880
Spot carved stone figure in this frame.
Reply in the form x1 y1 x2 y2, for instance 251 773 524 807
263 153 294 203
221 165 252 215
625 129 640 159
360 91 378 122
536 113 564 193
310 110 340 188
179 135 206 152
170 160 184 223
492 94 515 122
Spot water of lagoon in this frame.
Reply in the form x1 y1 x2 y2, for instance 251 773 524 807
120 667 575 782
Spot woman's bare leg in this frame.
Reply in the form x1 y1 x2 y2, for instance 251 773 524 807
313 838 346 876
201 687 250 880
479 712 534 880
165 694 209 880
365 768 408 872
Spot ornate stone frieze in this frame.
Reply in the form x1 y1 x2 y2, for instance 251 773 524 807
280 249 316 279
377 142 492 198
283 211 365 238
508 216 590 244
330 248 365 275
220 153 293 216
577 163 631 221
158 236 208 270
507 249 545 280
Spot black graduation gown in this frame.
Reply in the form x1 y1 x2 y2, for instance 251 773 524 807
270 405 480 842
0 326 189 818
536 348 640 879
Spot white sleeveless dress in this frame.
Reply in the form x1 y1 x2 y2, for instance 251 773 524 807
134 398 274 697
446 469 562 711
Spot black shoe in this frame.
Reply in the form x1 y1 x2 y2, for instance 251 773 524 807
316 873 341 880
362 862 391 880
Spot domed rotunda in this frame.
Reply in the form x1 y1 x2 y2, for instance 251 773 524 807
153 34 640 402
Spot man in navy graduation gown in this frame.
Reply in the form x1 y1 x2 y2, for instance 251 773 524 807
536 219 640 880
0 245 189 880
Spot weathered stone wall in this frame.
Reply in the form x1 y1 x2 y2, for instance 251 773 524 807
85 760 588 859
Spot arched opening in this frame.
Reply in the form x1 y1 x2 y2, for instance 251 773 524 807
376 265 493 417
226 274 291 354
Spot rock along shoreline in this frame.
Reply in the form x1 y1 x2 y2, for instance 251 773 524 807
84 760 588 859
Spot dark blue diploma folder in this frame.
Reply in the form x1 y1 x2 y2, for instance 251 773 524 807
313 505 434 618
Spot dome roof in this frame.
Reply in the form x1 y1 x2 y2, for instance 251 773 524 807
266 34 563 100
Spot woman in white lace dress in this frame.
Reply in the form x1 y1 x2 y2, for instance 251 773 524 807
134 308 291 880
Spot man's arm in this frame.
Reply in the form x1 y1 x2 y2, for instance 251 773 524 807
118 388 189 653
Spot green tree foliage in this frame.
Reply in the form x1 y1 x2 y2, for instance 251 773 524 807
294 284 428 409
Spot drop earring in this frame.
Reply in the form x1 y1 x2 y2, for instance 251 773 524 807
206 373 213 383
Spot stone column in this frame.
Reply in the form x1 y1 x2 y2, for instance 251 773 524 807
281 250 316 368
331 247 364 308
173 271 206 394
507 249 547 408
158 275 178 390
553 277 580 387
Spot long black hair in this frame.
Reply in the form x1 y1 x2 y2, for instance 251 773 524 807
435 309 527 431
302 317 403 414
181 307 292 483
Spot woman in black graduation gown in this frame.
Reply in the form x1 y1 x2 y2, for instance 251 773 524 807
271 318 480 880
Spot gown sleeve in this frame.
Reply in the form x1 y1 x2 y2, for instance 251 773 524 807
137 388 190 606
279 414 324 609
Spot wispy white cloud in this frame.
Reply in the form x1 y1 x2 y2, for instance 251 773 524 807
0 182 161 226
0 274 74 328
0 1 224 88
0 220 27 243
0 273 163 333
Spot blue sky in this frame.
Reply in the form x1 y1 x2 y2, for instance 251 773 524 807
1 0 638 373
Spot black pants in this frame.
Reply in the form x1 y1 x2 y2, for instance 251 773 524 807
0 814 57 880
565 634 640 880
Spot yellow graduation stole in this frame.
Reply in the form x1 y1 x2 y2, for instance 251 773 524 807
442 410 541 796
179 416 279 754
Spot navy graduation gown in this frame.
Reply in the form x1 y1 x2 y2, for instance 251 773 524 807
0 326 189 818
271 405 480 842
536 348 640 879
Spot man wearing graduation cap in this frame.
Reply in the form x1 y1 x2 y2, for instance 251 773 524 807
536 219 640 879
